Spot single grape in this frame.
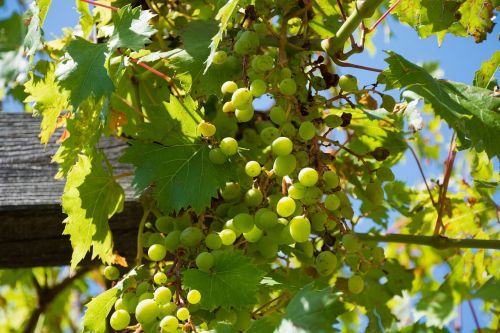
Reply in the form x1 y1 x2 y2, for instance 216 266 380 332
289 215 311 243
159 302 177 316
243 225 264 243
253 22 267 36
250 79 267 97
310 211 327 232
338 74 358 92
155 216 175 234
260 126 281 145
205 233 222 250
138 292 154 302
245 160 261 177
220 182 241 201
376 166 395 182
231 88 253 108
296 240 313 258
187 290 202 304
110 309 131 330
209 148 227 164
215 308 237 325
244 188 263 207
135 299 160 324
315 251 337 276
273 154 297 177
103 266 120 281
220 137 239 156
270 106 286 125
371 246 385 263
257 236 279 258
154 287 172 305
234 309 252 331
196 252 215 271
288 182 306 200
176 307 190 321
160 315 179 332
279 78 297 95
122 293 139 313
324 193 341 211
324 114 343 128
276 197 296 217
197 121 216 137
212 50 227 65
153 272 167 285
251 54 274 72
180 227 203 247
235 106 255 123
323 170 339 189
342 233 362 253
298 167 319 187
348 275 365 294
114 298 126 311
366 181 384 206
234 31 259 55
233 213 254 233
271 137 293 156
281 122 297 137
164 230 181 252
221 81 238 94
298 121 316 141
255 208 279 229
219 229 237 245
148 244 167 262
223 101 235 113
280 67 292 79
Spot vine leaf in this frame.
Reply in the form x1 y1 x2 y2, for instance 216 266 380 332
414 281 456 327
121 141 232 213
473 50 499 89
76 0 94 38
204 0 240 73
62 153 124 271
384 51 500 159
82 287 119 333
182 250 265 310
56 37 114 109
458 0 495 43
108 4 156 51
275 283 345 333
0 13 24 52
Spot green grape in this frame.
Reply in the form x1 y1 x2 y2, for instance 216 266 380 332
253 22 267 36
244 188 263 207
260 126 281 145
310 211 327 232
342 233 362 253
216 308 238 324
235 106 255 123
160 315 179 332
298 167 319 187
371 246 385 263
110 309 131 330
220 137 239 156
276 197 296 217
154 287 172 305
279 222 295 244
302 187 323 205
279 67 292 79
205 233 222 250
148 244 167 261
219 229 237 245
366 181 384 206
323 170 339 189
338 74 358 92
324 193 341 211
136 282 151 296
243 225 264 243
145 233 163 247
159 302 177 316
138 292 154 303
281 122 297 137
155 216 175 233
271 137 293 156
103 266 120 281
135 299 160 324
359 261 371 273
231 88 253 108
295 150 309 168
197 121 216 137
245 160 261 177
196 252 215 271
180 227 203 247
348 275 365 294
226 205 249 219
296 240 313 258
153 272 167 285
376 166 395 182
288 182 306 200
344 254 360 270
324 114 343 128
298 121 316 141
289 215 311 243
164 230 181 252
176 307 190 321
257 236 279 258
221 81 238 94
250 79 267 97
212 50 227 65
187 290 201 304
234 309 252 331
234 31 259 55
222 101 235 113
233 213 254 233
209 148 227 164
255 208 278 229
251 54 274 72
270 106 286 125
315 251 337 276
279 78 297 95
220 182 241 201
114 298 126 311
273 154 297 177
122 293 139 313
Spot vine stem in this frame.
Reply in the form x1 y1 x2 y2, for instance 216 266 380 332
434 132 457 235
355 233 500 250
136 208 151 265
406 142 437 206
467 300 482 333
367 0 401 33
79 0 118 11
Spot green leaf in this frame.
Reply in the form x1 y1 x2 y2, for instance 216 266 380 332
247 319 277 333
384 51 500 158
76 0 94 38
108 4 156 51
473 50 499 89
275 283 345 333
56 37 114 109
205 0 240 73
475 277 500 301
121 141 232 213
23 0 51 56
0 50 23 88
458 0 495 42
162 95 203 144
0 13 24 51
415 281 456 327
82 287 119 333
182 250 265 310
62 153 124 271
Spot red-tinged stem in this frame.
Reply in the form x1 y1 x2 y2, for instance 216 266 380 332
127 55 172 82
406 142 437 206
434 132 457 235
79 0 118 11
332 57 383 73
368 0 401 33
467 300 482 333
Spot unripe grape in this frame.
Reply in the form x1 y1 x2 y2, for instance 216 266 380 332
176 307 190 321
245 161 261 177
135 299 160 324
233 213 254 233
234 309 252 331
220 182 241 201
235 106 254 122
279 67 292 79
342 233 362 253
301 186 322 205
209 148 227 164
324 114 343 128
255 208 278 229
323 170 339 189
244 188 263 207
220 137 239 156
324 193 341 211
221 81 238 94
154 287 172 305
310 211 327 231
376 166 395 182
155 216 175 234
348 275 364 294
196 252 215 271
260 126 280 145
231 88 253 108
296 240 313 258
276 197 296 217
298 167 319 187
298 121 316 141
251 54 274 72
138 292 154 303
279 78 297 95
223 101 235 113
197 121 216 137
253 22 267 36
271 137 293 156
212 50 227 65
110 309 130 330
103 266 120 281
234 31 259 55
122 293 139 313
281 122 297 137
160 315 179 332
216 308 237 324
338 74 358 92
179 227 203 247
153 272 167 285
288 182 306 200
315 251 337 276
270 106 286 125
371 246 385 263
258 236 279 258
273 154 297 177
366 181 384 206
219 229 236 245
159 302 176 316
289 215 311 243
243 225 264 243
250 79 267 97
187 290 201 304
164 230 181 252
148 244 167 262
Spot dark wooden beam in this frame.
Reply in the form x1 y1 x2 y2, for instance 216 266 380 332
0 113 139 268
